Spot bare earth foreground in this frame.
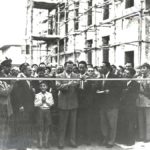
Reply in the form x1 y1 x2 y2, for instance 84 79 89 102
2 142 150 150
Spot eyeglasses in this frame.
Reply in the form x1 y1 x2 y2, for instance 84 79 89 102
88 70 94 72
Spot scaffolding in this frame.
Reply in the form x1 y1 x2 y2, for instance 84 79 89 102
25 0 150 66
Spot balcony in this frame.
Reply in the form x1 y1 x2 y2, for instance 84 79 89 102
32 0 59 10
32 34 64 41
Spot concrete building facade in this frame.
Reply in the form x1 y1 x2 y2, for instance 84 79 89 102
0 45 28 65
26 0 150 67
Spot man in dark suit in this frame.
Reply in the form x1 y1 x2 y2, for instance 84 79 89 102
77 61 96 145
98 62 123 148
11 64 35 150
56 61 79 149
117 68 140 146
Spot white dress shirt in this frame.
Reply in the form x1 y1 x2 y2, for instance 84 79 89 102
34 91 54 109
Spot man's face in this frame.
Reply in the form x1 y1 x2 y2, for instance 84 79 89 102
125 63 132 69
3 66 11 75
40 83 47 93
65 63 73 74
124 69 132 78
32 65 38 72
141 66 148 75
102 63 108 74
38 70 45 77
73 66 79 74
87 67 94 76
25 66 32 77
57 67 63 74
79 64 87 75
51 67 56 76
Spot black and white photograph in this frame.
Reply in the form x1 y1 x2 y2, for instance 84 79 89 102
0 0 150 150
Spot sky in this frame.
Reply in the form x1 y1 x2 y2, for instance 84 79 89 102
0 0 27 47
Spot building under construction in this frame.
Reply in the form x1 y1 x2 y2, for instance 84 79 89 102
25 0 150 67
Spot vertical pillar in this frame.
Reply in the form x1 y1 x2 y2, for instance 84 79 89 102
84 31 88 62
57 4 60 65
30 0 34 64
73 34 76 62
39 44 41 63
64 0 68 62
46 44 49 64
94 4 97 65
113 0 117 64
57 39 60 65
138 0 144 65
57 4 60 35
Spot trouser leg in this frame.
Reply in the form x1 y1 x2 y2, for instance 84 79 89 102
69 109 77 145
107 108 118 145
58 109 69 147
137 108 146 140
100 108 109 140
145 108 150 141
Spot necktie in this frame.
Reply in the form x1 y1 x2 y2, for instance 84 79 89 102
102 74 106 90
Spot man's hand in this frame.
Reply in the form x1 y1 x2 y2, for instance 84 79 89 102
19 106 24 112
68 81 73 86
104 89 110 94
68 81 78 87
32 88 36 93
80 75 87 81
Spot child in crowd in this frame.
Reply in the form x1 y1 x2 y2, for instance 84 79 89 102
34 81 54 148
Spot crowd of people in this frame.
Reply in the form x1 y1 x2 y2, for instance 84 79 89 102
0 58 150 150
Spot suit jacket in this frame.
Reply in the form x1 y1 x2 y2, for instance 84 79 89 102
56 71 79 110
11 80 35 113
0 81 13 116
136 74 150 107
100 72 123 108
120 80 140 112
78 73 96 108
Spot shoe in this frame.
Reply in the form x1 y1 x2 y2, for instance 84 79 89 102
101 139 108 146
17 148 26 150
44 143 49 148
106 144 114 148
70 143 77 148
70 140 77 148
58 145 64 149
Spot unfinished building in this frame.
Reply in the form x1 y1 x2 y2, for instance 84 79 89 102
25 0 150 67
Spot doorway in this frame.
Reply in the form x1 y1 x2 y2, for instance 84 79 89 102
125 51 134 67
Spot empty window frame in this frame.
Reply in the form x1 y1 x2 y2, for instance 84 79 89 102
87 0 92 26
146 0 150 10
74 2 79 30
59 39 64 53
103 0 109 20
102 36 110 62
60 4 65 19
87 39 93 48
48 16 53 35
125 0 134 9
65 11 68 34
26 45 30 54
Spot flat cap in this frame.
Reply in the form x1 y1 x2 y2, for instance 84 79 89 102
1 58 12 67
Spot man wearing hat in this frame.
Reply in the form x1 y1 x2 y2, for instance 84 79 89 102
0 58 12 77
0 58 14 149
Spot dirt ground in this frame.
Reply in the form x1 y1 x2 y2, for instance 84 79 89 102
1 142 150 150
